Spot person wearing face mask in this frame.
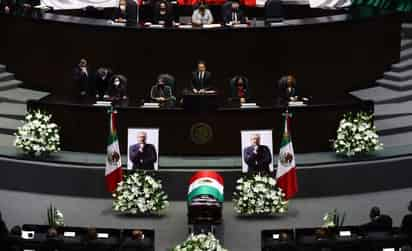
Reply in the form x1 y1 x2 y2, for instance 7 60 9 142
223 1 246 25
150 74 176 106
192 3 213 26
152 0 174 26
95 67 113 99
108 74 128 100
72 58 91 97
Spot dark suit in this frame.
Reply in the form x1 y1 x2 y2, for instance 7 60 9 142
129 143 157 170
191 71 211 91
362 214 393 232
73 66 91 95
150 84 176 106
153 1 174 26
243 144 272 173
95 68 113 98
113 0 139 24
401 214 412 235
223 8 246 24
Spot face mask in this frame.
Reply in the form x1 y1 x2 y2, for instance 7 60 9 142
114 80 120 86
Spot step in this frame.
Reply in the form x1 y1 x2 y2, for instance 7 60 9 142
350 86 412 104
402 39 412 51
392 58 412 72
0 65 5 73
375 114 412 135
401 47 412 61
380 130 412 147
0 88 49 104
376 78 412 91
375 101 412 120
0 117 22 135
383 70 412 82
0 133 15 147
0 72 14 82
0 79 23 91
402 23 412 38
0 102 27 119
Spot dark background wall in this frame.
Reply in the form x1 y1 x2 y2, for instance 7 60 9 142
0 10 401 102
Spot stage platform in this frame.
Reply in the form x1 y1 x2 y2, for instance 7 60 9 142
1 142 412 200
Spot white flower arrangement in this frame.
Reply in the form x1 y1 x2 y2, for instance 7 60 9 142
172 232 228 251
14 110 61 157
322 209 345 228
232 173 288 216
47 204 64 227
112 171 169 215
333 112 383 157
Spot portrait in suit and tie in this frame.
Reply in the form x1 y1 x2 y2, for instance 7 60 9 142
191 60 212 94
128 129 159 171
241 130 274 173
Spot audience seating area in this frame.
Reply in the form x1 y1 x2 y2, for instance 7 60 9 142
262 227 411 251
4 224 155 251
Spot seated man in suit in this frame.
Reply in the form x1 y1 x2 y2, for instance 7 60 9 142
72 58 91 96
129 131 157 170
229 75 249 103
150 74 176 106
108 74 128 100
192 4 213 26
278 75 298 102
152 0 174 26
362 206 393 232
223 1 246 25
401 201 412 236
191 60 213 94
243 134 272 173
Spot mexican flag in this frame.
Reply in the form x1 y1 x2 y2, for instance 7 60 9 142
276 113 298 200
105 108 123 193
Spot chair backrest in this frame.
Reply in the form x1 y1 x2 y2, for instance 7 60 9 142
264 0 283 23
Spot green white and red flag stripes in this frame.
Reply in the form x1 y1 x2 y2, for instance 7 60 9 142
276 112 298 200
188 171 224 202
105 108 123 193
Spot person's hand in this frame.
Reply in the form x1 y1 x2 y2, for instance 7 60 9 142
240 97 246 103
4 6 10 14
253 145 258 154
139 144 144 152
122 95 128 100
192 88 198 94
199 89 206 93
159 97 166 101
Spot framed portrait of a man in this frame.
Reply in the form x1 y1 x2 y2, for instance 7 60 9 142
127 128 159 171
241 130 274 173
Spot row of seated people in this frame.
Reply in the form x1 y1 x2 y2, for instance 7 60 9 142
0 0 283 26
0 216 154 251
73 58 301 106
262 205 412 251
112 0 283 26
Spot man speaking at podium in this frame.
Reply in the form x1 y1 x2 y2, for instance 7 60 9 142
129 131 157 170
191 60 213 94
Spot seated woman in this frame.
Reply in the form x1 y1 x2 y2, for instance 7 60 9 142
150 75 176 106
113 0 138 24
191 4 213 26
152 0 174 26
229 75 249 103
108 74 128 100
113 0 127 23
